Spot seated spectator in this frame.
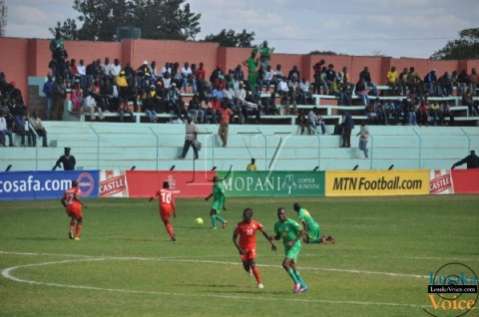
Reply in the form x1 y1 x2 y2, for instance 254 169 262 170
438 72 453 96
430 103 440 125
417 99 429 125
424 70 438 96
83 92 103 120
355 78 369 106
143 86 160 122
70 83 83 113
296 110 308 135
469 68 478 95
28 112 48 147
462 90 478 116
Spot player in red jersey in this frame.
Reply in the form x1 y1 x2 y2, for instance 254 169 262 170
232 208 276 289
61 180 86 240
150 181 178 241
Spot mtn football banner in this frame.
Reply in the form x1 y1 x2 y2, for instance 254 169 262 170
325 169 430 197
429 169 454 195
217 171 325 197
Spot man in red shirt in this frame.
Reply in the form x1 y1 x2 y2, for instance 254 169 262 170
233 208 276 289
218 103 234 147
150 181 179 241
61 180 86 240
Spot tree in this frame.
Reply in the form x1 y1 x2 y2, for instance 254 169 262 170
49 19 79 41
431 27 479 60
51 0 201 41
204 29 255 47
309 50 338 55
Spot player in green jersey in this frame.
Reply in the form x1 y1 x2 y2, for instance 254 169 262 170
205 167 232 229
274 207 308 293
293 202 335 244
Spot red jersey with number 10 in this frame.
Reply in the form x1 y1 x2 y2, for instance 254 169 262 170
234 220 264 250
157 189 176 210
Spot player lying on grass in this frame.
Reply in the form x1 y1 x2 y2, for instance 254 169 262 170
274 207 308 293
149 181 178 241
293 202 335 244
233 208 276 289
60 180 86 241
204 176 228 229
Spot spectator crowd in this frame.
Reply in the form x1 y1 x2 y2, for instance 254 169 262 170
1 40 479 147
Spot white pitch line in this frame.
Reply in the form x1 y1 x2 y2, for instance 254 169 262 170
1 257 429 310
0 250 427 279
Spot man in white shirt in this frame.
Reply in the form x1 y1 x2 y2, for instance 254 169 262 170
110 59 122 77
83 93 103 120
0 111 14 146
181 62 193 91
179 117 199 159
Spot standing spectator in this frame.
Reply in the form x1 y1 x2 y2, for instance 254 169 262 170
77 59 87 89
0 110 13 146
52 77 66 120
246 51 259 92
424 70 438 95
110 59 122 77
179 117 199 160
296 110 308 135
218 103 233 147
418 100 429 125
28 112 48 147
246 158 257 171
469 68 478 94
70 82 83 113
356 123 369 159
386 66 399 94
53 147 76 171
181 62 193 92
341 112 354 148
43 75 54 119
307 108 321 135
451 150 479 169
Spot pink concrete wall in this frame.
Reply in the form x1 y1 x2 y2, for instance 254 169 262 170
128 39 219 73
0 36 477 106
0 37 29 101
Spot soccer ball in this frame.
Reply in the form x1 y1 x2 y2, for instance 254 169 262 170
195 217 204 225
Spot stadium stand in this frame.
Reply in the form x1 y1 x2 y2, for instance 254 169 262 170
1 122 478 172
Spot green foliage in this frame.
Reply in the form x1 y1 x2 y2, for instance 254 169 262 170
431 27 479 60
204 29 255 47
309 50 338 55
51 0 201 41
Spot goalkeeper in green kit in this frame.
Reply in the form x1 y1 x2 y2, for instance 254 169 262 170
293 202 335 244
274 207 308 293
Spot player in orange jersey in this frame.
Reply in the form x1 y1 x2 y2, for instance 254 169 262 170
150 181 179 241
233 208 276 289
61 180 86 240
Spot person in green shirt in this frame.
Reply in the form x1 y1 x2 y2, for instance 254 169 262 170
245 51 258 92
274 207 308 293
293 202 335 244
204 176 227 229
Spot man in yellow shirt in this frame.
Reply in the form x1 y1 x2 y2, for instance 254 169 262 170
386 66 399 94
246 158 257 171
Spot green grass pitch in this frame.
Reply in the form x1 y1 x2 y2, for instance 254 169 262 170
1 196 478 317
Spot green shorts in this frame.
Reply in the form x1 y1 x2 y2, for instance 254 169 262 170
212 199 224 213
307 225 321 242
285 240 302 262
